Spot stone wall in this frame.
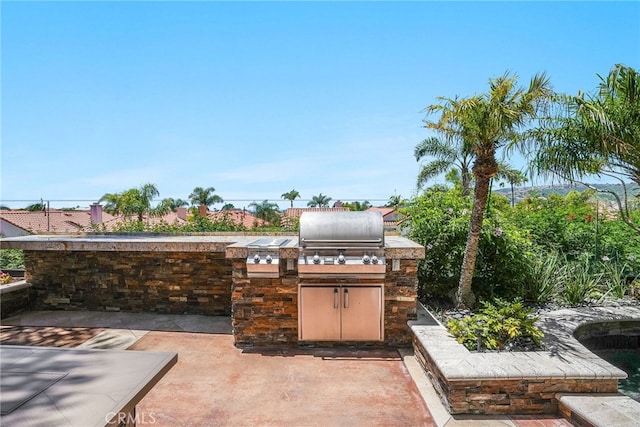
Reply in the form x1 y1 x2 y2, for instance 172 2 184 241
24 250 231 315
384 259 419 347
230 257 418 347
1 282 33 318
231 259 299 346
412 331 619 415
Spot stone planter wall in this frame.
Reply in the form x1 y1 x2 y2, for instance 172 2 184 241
24 250 232 315
0 281 32 318
410 306 635 416
413 333 617 414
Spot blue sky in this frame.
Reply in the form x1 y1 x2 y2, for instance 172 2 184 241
2 1 639 209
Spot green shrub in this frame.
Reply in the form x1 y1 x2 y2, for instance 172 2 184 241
522 251 565 303
561 260 602 304
599 261 631 299
446 299 544 351
404 186 535 302
0 249 24 270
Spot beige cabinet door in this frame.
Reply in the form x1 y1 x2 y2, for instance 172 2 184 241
340 287 382 341
299 287 341 341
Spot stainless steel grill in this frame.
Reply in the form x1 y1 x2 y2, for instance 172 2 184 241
297 211 386 279
245 237 290 278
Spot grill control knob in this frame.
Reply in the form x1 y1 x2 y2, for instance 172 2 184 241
371 255 379 265
338 254 346 264
265 255 273 264
313 254 321 265
362 255 371 265
253 254 261 264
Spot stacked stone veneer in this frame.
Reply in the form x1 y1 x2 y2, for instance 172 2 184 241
1 281 32 318
411 318 626 415
24 250 232 315
228 241 423 347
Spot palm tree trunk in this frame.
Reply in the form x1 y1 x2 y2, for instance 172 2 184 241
510 182 515 207
456 173 491 308
461 170 471 196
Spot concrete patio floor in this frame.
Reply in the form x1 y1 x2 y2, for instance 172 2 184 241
1 311 573 427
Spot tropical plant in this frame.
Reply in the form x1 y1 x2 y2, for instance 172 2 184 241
533 64 640 232
248 200 281 225
414 135 474 195
560 260 603 305
446 299 544 351
307 193 332 208
497 167 528 207
342 200 372 211
0 249 24 270
599 261 633 300
25 201 46 211
522 251 565 303
162 198 189 211
281 189 301 208
403 186 533 302
386 194 407 209
99 183 160 221
424 71 553 308
188 187 223 209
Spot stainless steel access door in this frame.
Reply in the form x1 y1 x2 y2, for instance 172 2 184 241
298 285 383 341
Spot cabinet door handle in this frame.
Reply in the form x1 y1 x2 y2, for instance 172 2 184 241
344 288 349 309
334 288 339 309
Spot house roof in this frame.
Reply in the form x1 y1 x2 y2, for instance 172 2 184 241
209 209 268 228
366 206 395 218
0 209 117 234
284 207 350 218
102 209 268 230
0 207 269 234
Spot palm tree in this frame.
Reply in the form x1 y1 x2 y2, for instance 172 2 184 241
281 189 301 208
343 200 372 211
307 193 332 208
189 187 223 209
248 200 280 225
99 183 160 221
415 135 474 196
25 201 46 212
497 167 528 207
425 72 553 308
386 194 407 209
534 64 640 232
152 198 188 216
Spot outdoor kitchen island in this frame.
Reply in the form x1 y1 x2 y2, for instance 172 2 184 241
227 212 425 347
1 216 424 348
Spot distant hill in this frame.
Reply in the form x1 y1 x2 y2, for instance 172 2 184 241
494 182 639 205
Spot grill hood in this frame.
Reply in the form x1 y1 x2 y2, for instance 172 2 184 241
299 211 384 249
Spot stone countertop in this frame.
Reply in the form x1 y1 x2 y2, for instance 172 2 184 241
1 233 425 258
0 345 177 426
226 234 425 259
0 234 272 252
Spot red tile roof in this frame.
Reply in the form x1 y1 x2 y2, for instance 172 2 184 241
366 206 396 217
209 209 268 229
0 209 117 234
284 207 350 218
